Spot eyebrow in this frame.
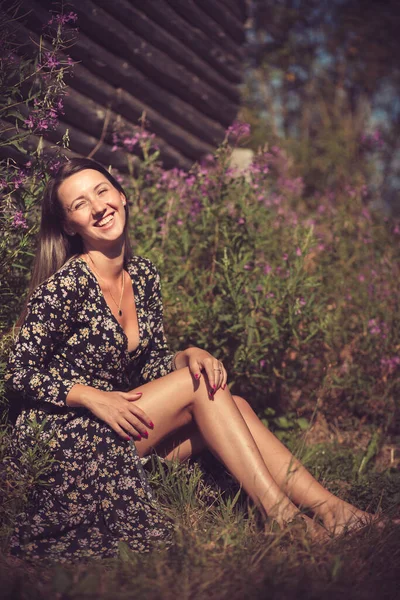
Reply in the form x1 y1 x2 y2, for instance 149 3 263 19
69 181 109 208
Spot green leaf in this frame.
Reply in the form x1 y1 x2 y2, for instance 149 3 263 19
275 416 291 429
296 418 309 431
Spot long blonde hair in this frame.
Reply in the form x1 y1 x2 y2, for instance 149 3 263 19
16 158 132 327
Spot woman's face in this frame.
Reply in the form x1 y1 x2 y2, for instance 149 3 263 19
58 169 127 252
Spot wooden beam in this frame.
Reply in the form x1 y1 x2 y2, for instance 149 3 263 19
37 0 238 125
9 19 217 168
65 64 215 161
61 87 193 169
219 0 246 23
194 0 246 44
68 34 230 141
92 0 240 104
15 0 230 144
43 120 135 172
135 0 242 83
165 0 243 60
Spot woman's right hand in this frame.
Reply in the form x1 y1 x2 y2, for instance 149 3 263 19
66 384 153 441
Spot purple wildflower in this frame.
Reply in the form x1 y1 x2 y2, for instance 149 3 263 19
24 115 35 129
226 121 251 142
12 211 28 229
263 264 272 275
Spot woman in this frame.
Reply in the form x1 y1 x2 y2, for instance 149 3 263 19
5 158 373 562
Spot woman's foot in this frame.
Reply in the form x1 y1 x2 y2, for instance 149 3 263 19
289 514 331 542
267 501 330 542
319 497 379 536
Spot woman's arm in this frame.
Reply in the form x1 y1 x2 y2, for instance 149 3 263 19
5 268 80 408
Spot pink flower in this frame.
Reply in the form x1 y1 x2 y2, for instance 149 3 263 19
263 264 272 275
296 247 302 256
24 116 35 129
12 211 28 229
226 121 251 141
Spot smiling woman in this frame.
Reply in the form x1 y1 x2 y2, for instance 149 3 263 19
5 158 380 563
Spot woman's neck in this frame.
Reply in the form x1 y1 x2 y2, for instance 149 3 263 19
82 249 125 283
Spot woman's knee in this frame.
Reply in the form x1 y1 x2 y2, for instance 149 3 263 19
232 394 253 417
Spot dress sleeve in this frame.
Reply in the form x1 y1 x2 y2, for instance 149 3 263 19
4 268 80 408
138 262 174 384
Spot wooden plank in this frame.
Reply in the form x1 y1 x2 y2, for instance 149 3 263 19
93 0 240 104
15 0 229 145
9 17 218 167
66 64 215 161
136 0 242 83
68 35 230 141
62 87 193 169
165 0 243 60
43 120 135 171
67 33 228 144
37 0 238 125
219 0 243 22
194 0 246 44
10 17 217 159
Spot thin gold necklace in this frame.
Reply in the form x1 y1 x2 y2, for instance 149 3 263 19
87 255 125 317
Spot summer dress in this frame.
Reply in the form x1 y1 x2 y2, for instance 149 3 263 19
5 255 175 562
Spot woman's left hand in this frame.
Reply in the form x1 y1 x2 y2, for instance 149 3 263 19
174 347 227 397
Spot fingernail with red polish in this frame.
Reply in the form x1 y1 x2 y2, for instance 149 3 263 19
149 421 155 429
137 435 142 441
195 373 200 380
212 384 217 390
126 436 131 441
142 431 149 439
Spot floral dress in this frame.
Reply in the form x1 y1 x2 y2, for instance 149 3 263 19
5 255 175 562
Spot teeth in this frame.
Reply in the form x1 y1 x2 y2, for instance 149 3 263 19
96 214 114 227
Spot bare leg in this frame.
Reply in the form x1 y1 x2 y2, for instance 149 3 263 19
131 368 324 531
153 395 373 535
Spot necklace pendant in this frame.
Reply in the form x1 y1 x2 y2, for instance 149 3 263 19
118 309 123 317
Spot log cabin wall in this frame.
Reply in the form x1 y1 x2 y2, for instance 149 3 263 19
4 0 249 171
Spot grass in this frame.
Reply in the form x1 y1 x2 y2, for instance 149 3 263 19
1 425 399 600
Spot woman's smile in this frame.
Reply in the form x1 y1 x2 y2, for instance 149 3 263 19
94 212 115 228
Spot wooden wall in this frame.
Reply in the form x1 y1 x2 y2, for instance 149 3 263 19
4 0 248 171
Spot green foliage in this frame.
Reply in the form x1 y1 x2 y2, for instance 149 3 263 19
0 4 76 334
0 416 57 551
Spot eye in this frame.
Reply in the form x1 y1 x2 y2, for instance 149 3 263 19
98 188 108 195
74 201 87 210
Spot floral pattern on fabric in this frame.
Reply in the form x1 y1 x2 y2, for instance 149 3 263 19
5 255 175 562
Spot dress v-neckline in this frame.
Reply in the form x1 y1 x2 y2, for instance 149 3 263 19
76 256 142 356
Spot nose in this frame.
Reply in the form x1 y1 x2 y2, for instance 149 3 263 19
90 195 107 217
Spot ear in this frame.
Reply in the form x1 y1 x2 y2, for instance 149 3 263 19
63 223 76 236
120 192 127 206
